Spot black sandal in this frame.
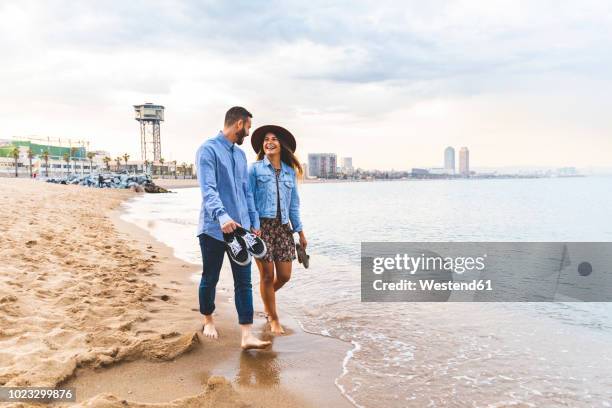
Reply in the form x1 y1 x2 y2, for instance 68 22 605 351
295 243 310 268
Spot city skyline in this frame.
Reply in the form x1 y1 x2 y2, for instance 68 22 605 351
2 134 608 176
1 2 612 170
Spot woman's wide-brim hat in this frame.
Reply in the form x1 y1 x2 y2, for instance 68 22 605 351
251 125 297 153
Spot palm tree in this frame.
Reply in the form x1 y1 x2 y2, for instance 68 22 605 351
62 152 70 175
41 150 50 177
27 148 34 178
87 152 95 174
103 156 111 171
70 147 79 175
115 156 122 171
123 153 130 174
144 160 150 174
181 162 187 179
159 158 165 178
172 160 177 179
10 147 20 177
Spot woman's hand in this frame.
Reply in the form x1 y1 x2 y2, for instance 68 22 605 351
298 231 307 249
251 228 261 237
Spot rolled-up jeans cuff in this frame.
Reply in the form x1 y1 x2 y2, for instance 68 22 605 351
238 315 254 325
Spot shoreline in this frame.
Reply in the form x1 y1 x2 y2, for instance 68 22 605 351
152 175 590 190
0 178 351 407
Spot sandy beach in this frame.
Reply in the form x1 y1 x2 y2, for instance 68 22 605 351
0 178 351 407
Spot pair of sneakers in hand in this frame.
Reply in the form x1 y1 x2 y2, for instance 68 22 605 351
223 226 267 265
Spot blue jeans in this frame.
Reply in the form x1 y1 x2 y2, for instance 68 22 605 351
198 233 254 325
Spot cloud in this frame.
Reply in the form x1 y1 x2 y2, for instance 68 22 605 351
0 0 611 168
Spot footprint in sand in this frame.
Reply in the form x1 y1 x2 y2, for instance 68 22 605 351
136 329 156 335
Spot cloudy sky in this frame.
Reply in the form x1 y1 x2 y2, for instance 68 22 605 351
1 0 611 170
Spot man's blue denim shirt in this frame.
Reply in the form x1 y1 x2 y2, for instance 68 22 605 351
248 156 303 233
196 131 258 241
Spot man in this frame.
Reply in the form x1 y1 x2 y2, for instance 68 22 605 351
196 106 270 350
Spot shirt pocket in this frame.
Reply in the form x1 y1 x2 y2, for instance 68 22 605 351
256 174 273 188
282 179 294 207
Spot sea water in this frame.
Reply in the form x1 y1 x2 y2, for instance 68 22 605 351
122 176 612 407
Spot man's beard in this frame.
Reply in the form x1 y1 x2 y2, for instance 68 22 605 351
236 127 248 145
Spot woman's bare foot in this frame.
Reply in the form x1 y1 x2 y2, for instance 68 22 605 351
202 315 218 339
269 319 285 335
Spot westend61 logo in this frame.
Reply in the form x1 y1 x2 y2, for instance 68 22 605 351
361 242 612 302
372 253 487 275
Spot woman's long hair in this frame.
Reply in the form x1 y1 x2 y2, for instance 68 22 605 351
256 137 303 177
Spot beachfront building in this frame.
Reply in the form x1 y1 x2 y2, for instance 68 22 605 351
0 137 109 177
411 168 429 177
459 147 470 177
429 167 451 175
342 157 354 175
444 146 455 174
308 153 337 178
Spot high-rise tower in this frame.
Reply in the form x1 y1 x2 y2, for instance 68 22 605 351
444 146 455 174
134 103 164 162
459 147 470 176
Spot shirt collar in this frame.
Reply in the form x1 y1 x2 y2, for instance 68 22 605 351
216 131 234 151
263 155 289 173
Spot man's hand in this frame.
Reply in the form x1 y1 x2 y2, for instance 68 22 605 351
221 219 241 233
251 228 261 237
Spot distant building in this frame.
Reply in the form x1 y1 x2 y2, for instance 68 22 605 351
459 147 470 176
556 167 578 176
0 137 98 177
301 162 308 179
308 153 337 178
429 167 451 175
411 168 429 176
444 147 455 174
342 157 353 174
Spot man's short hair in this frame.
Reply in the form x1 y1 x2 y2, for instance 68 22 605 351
224 106 252 126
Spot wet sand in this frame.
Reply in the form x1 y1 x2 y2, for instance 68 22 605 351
0 178 351 407
153 178 200 189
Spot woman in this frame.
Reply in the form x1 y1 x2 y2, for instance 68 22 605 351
249 125 307 335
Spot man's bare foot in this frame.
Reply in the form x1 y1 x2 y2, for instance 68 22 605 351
241 333 271 350
269 319 285 335
202 315 218 339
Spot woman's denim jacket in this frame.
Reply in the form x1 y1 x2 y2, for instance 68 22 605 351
248 156 302 233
